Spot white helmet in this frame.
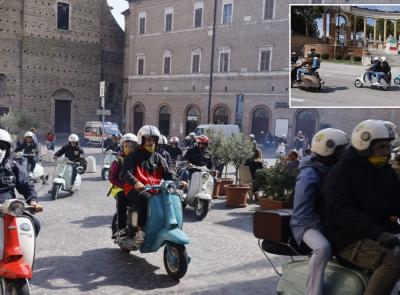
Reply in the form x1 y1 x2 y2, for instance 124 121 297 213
68 134 79 143
374 56 379 61
189 132 196 137
0 129 12 146
137 125 161 145
120 133 138 144
170 136 179 144
158 135 168 145
381 56 387 62
24 131 34 138
351 119 396 151
311 128 349 157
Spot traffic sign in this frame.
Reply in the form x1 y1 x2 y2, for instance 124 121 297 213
96 109 111 116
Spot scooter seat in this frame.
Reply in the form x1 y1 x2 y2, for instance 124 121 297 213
262 239 311 256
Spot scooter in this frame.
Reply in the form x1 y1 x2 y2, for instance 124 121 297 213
0 199 42 295
175 161 214 220
291 65 323 92
354 67 392 91
50 158 83 200
111 181 191 280
13 152 48 185
394 73 400 85
101 151 117 180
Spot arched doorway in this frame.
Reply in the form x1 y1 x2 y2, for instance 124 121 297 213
159 105 171 136
251 107 270 143
295 109 318 143
185 106 200 135
52 89 73 134
213 105 229 124
133 104 144 134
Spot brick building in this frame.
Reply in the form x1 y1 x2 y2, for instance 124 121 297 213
0 0 124 136
123 0 400 144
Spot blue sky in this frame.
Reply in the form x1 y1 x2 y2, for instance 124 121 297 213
107 0 129 30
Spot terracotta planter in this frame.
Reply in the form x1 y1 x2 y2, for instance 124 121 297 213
212 181 219 199
217 178 234 196
258 197 292 210
225 184 251 207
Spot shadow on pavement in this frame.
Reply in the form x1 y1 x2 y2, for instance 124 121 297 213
70 215 113 228
82 175 103 182
320 86 348 93
214 210 254 233
32 248 179 292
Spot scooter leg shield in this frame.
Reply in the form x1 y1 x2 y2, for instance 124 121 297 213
141 228 190 254
276 260 369 295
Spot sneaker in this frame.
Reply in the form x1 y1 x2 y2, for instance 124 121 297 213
134 230 145 245
116 228 128 239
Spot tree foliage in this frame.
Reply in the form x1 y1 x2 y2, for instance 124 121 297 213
291 6 324 37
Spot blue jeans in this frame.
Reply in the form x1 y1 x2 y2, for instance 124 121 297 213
297 68 310 80
375 72 386 82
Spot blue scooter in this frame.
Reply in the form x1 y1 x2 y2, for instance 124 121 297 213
394 73 400 85
112 181 191 280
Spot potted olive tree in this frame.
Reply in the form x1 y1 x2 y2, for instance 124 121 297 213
205 128 234 197
223 133 254 207
255 158 299 209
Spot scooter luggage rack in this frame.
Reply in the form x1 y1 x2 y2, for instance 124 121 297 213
258 238 310 276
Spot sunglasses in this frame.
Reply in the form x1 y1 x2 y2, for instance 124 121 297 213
0 142 10 150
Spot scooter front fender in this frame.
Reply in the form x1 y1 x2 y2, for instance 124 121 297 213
196 193 212 201
0 261 32 279
141 228 190 253
52 178 66 187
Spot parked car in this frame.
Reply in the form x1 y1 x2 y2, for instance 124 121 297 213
194 124 240 138
83 121 121 146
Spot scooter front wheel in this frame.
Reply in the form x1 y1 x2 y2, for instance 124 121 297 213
2 278 30 295
163 243 189 280
51 184 61 201
194 200 210 220
101 168 109 180
354 79 363 88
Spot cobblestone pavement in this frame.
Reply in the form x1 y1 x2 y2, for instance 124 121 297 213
28 146 282 295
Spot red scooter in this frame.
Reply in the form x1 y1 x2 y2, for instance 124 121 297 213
0 199 41 294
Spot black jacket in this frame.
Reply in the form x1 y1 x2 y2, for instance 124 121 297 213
15 142 39 155
166 146 183 161
369 60 382 72
183 146 213 169
381 61 391 75
54 144 84 162
322 147 400 251
0 159 37 204
105 141 121 153
122 148 173 185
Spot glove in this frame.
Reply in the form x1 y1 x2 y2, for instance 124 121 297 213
378 232 400 249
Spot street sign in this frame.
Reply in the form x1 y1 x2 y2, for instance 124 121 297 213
100 81 106 98
96 109 111 116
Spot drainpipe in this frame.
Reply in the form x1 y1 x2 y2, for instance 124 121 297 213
207 0 218 124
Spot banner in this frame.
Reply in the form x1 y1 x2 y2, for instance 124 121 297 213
235 94 244 128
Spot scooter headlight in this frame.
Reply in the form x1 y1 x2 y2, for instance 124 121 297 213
202 173 209 181
167 183 176 193
8 200 25 217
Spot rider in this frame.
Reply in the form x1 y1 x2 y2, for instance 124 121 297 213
108 133 138 239
290 128 349 295
377 56 391 84
185 132 197 148
122 125 173 244
166 136 183 162
0 129 42 235
181 135 214 182
291 51 299 65
53 134 85 186
367 56 382 84
14 131 39 174
157 135 172 167
296 51 313 82
322 120 400 295
105 133 121 153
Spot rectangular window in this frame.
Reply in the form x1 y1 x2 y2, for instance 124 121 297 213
264 0 274 20
219 52 230 72
194 8 203 27
165 13 173 32
139 12 146 35
260 50 271 72
57 2 70 30
310 0 323 3
223 4 233 25
192 54 200 73
137 57 145 75
164 57 171 74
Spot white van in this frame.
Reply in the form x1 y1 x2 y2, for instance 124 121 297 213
194 124 240 137
83 121 121 145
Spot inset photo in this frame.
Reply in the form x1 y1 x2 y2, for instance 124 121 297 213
290 4 400 108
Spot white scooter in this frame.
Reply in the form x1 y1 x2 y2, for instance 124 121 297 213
50 158 83 200
101 151 117 180
0 199 41 294
354 67 391 91
13 152 48 185
176 161 214 220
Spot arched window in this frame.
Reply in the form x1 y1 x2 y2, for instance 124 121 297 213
185 106 200 135
251 107 270 143
213 105 229 124
159 105 171 136
133 104 145 134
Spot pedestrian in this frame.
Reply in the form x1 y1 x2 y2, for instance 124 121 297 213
244 148 265 202
285 150 300 171
30 127 38 143
293 131 305 155
46 131 55 151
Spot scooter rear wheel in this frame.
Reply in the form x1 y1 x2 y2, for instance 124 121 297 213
101 168 109 181
51 184 61 201
3 278 30 295
395 78 400 85
163 243 189 280
194 200 210 220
